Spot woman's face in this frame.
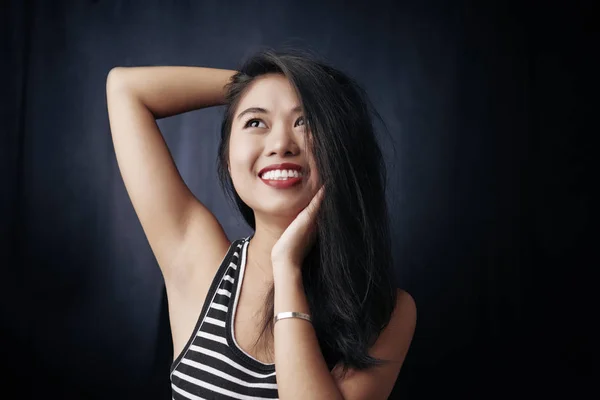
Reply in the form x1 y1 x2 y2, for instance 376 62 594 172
228 73 320 220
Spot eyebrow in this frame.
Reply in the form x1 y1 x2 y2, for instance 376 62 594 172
236 106 303 121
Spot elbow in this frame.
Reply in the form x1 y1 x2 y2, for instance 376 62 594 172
106 67 130 94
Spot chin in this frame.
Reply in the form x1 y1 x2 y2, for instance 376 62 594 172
255 200 306 219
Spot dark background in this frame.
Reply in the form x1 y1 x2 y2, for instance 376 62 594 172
1 0 594 399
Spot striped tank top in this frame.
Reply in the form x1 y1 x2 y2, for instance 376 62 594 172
170 236 278 399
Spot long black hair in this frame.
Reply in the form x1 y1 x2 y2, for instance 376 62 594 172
217 47 397 378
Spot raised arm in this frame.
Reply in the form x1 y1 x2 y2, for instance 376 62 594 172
106 66 237 279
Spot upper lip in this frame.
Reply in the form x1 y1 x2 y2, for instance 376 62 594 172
259 163 303 177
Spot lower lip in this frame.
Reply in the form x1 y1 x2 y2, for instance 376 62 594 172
260 176 303 189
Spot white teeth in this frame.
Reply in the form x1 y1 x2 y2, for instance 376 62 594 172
261 169 303 180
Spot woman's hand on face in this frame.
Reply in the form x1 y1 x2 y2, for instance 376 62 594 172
271 186 325 272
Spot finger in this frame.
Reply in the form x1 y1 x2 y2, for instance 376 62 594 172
313 185 325 205
306 186 325 216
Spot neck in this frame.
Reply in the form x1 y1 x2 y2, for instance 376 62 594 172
246 212 294 283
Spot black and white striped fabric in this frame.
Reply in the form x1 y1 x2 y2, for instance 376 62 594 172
170 236 278 399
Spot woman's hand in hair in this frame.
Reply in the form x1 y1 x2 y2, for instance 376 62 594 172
271 185 325 274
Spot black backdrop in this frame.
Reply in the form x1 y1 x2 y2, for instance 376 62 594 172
1 0 593 399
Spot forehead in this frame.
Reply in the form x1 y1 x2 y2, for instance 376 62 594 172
235 74 300 112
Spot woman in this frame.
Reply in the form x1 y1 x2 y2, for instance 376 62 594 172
106 48 416 400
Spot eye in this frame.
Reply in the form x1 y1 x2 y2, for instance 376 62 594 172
244 117 305 129
244 119 266 129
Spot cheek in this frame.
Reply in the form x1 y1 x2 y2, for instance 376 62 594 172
228 138 259 182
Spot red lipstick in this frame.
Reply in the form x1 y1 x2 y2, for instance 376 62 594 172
259 163 304 189
258 163 303 176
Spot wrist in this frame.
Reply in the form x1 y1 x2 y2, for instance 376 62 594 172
273 262 302 283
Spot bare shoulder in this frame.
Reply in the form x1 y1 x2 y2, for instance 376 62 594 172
331 289 417 398
394 289 417 324
383 289 417 350
370 288 416 362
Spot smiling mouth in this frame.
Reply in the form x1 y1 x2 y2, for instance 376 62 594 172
259 170 304 180
259 170 305 189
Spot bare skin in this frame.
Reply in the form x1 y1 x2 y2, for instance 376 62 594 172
106 67 416 398
106 67 318 363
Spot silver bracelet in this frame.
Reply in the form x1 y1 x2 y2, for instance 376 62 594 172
274 311 312 324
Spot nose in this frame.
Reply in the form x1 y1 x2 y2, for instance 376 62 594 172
264 121 300 157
